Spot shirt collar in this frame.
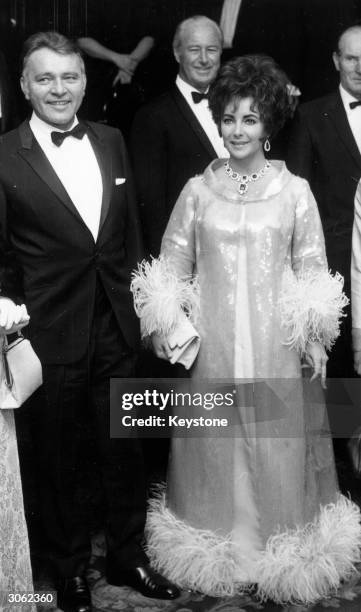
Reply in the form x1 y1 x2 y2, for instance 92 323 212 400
176 75 209 101
339 84 361 111
29 112 79 143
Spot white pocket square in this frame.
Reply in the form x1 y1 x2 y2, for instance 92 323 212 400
115 178 126 185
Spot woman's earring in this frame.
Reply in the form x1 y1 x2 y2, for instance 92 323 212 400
264 138 271 152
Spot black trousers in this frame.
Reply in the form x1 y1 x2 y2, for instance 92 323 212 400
25 282 147 578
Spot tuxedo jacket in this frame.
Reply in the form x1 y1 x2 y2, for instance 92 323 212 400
0 120 143 364
286 90 361 285
0 50 19 133
130 86 217 255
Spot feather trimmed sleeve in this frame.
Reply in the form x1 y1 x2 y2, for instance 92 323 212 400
279 179 348 354
131 256 199 338
131 179 199 338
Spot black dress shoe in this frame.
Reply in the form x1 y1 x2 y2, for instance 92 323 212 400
107 564 180 599
57 576 91 612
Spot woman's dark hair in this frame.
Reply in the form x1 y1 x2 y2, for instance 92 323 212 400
208 55 296 138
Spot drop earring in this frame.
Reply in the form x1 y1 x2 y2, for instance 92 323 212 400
264 138 271 152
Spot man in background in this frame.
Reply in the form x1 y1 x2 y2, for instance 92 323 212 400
130 15 227 256
287 25 361 379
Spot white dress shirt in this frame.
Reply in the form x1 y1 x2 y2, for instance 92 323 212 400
339 84 361 154
176 75 229 159
29 112 103 241
220 0 243 48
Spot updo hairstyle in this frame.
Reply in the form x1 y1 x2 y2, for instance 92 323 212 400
208 54 296 138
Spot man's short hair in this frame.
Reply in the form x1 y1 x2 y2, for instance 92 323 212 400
21 31 84 74
173 15 223 51
334 23 361 54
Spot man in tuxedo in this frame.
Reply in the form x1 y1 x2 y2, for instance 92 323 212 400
0 31 179 612
286 25 361 378
130 15 227 256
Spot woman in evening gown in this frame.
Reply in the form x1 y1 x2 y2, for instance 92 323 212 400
131 55 361 604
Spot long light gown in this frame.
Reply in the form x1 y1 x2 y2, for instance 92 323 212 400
132 160 361 604
0 407 34 611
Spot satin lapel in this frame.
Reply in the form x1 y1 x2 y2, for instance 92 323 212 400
326 93 361 170
17 121 86 224
171 86 218 158
85 122 112 236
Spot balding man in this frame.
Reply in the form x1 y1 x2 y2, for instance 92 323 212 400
130 15 228 256
287 25 361 378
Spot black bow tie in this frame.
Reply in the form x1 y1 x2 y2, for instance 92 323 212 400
51 123 87 146
191 91 208 104
350 100 361 109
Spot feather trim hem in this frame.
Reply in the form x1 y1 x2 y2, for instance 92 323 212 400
146 492 361 603
131 256 199 339
279 269 349 354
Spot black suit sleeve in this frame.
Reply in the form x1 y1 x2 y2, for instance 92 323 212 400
118 130 145 268
286 109 315 181
130 105 169 257
0 179 23 302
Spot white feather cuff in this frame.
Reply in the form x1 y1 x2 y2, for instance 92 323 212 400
130 256 199 338
279 269 349 354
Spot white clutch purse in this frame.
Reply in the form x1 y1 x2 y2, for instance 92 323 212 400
167 313 200 370
0 333 43 409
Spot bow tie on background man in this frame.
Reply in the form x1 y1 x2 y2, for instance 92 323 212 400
51 123 87 146
350 100 361 109
191 91 208 104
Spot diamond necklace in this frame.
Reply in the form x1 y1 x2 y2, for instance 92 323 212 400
224 159 271 195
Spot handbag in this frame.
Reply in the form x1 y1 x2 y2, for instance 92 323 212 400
167 312 200 370
0 332 43 409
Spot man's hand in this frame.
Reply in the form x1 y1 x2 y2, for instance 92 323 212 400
302 340 328 389
0 298 30 334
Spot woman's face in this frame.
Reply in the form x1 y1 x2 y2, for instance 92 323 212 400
221 97 267 166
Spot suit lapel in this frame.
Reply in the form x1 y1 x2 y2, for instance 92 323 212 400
17 120 113 240
85 122 112 235
171 86 218 158
17 121 86 225
326 92 361 170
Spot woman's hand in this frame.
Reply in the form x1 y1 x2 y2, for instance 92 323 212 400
0 298 30 334
151 332 173 361
303 340 328 389
112 53 138 75
113 68 134 86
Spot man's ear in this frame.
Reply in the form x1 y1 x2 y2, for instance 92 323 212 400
81 73 87 94
173 46 180 65
333 51 340 72
20 75 30 100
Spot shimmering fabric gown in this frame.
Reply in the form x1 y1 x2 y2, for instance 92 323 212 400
132 160 361 604
0 409 34 611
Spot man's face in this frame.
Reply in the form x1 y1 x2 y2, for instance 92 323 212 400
333 29 361 99
21 48 86 130
174 22 221 92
